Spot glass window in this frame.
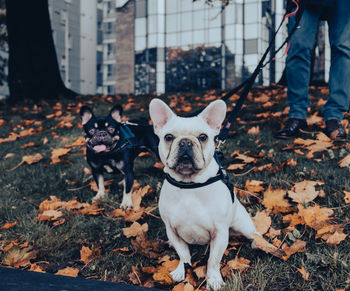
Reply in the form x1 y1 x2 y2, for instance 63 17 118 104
209 28 221 44
135 36 146 51
225 24 235 40
245 24 259 39
225 40 235 54
225 5 235 25
193 9 205 30
148 0 157 15
208 7 221 28
148 34 157 48
244 3 259 24
136 0 147 18
235 24 243 39
166 0 177 14
166 14 177 33
244 39 258 54
193 0 205 10
235 39 243 54
148 15 157 34
181 12 192 31
166 32 177 47
180 31 192 48
193 29 205 45
180 0 192 12
135 18 146 37
235 4 243 24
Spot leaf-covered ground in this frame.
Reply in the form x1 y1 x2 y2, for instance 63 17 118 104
0 87 349 290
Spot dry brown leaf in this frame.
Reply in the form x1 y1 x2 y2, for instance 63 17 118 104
282 239 307 261
193 265 206 279
50 148 71 164
80 245 101 265
152 266 173 285
339 153 350 167
253 234 286 259
130 233 166 259
64 136 86 147
20 142 40 149
230 151 256 163
0 118 5 127
227 256 251 271
36 210 63 221
247 126 260 135
287 180 324 204
252 210 271 235
172 283 195 291
297 266 310 280
122 222 149 238
0 221 18 230
245 180 265 193
227 163 246 170
55 267 79 277
343 191 350 204
4 153 15 159
286 158 297 166
29 263 45 273
0 132 18 143
262 186 293 214
18 128 36 137
325 230 347 246
132 185 153 210
8 153 44 171
161 259 179 273
3 246 38 268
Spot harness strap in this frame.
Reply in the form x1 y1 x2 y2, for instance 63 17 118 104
164 152 235 202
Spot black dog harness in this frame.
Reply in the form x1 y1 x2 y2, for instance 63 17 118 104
165 151 235 203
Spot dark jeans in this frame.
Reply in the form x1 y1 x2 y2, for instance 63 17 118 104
286 0 350 122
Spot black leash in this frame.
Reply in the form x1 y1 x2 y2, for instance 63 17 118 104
217 1 303 145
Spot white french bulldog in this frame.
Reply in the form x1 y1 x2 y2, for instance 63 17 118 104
149 98 259 290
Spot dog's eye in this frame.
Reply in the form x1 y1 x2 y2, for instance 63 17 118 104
198 134 208 142
164 134 174 142
108 127 115 133
89 129 95 135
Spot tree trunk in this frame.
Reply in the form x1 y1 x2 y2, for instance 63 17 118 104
5 0 78 102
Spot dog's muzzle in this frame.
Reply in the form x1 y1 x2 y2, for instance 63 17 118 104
89 130 118 153
175 139 196 174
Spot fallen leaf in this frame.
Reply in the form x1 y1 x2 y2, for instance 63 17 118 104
253 234 286 258
3 246 37 268
8 153 44 171
193 265 206 279
153 266 173 285
226 256 250 271
55 267 79 277
0 221 19 230
245 180 265 193
325 230 347 246
132 185 153 210
282 239 307 261
227 163 246 170
50 148 71 164
262 186 293 214
130 233 166 259
153 162 164 169
287 180 324 204
64 136 86 147
344 191 350 204
172 283 195 291
20 142 40 149
297 266 310 280
247 126 260 135
36 210 63 221
29 263 45 273
252 210 271 235
80 245 101 265
339 153 350 167
122 222 149 238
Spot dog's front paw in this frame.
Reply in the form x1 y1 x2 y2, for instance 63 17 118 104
170 264 185 282
206 273 224 291
120 195 133 210
92 191 106 203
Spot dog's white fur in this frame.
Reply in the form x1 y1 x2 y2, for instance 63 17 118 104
150 99 258 290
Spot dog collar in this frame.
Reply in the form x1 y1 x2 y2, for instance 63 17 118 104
164 151 235 202
165 172 224 189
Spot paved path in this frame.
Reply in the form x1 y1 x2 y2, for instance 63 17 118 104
0 267 159 291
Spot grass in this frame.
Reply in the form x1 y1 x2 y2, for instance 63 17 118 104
0 87 349 290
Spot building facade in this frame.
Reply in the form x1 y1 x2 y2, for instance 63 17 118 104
116 0 330 95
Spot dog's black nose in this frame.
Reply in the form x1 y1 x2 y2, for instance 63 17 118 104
179 139 193 148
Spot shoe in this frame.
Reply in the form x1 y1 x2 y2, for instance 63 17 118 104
325 119 346 141
275 118 307 139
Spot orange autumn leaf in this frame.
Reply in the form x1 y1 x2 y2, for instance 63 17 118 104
122 222 149 238
0 118 5 127
80 245 101 265
172 283 195 291
287 180 324 204
339 153 350 167
29 263 45 273
18 128 36 137
230 151 256 163
50 148 71 164
282 239 307 261
343 191 350 204
252 210 271 235
247 126 260 135
55 267 79 277
132 185 153 210
181 105 192 112
325 230 347 246
36 210 63 221
227 256 251 271
110 208 144 222
0 221 19 230
0 132 18 143
20 142 39 149
153 161 164 169
297 266 310 280
8 153 44 171
3 246 38 268
262 186 293 214
152 266 173 285
227 163 246 170
64 136 86 147
253 234 286 259
193 265 206 279
245 180 265 193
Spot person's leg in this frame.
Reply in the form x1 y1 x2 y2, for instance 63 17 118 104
286 7 322 120
322 0 350 123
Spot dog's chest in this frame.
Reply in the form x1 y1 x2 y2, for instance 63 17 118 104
159 180 233 245
90 158 124 173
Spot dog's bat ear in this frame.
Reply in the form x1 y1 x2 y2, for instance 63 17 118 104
110 104 123 122
149 98 175 134
80 106 94 125
199 100 227 133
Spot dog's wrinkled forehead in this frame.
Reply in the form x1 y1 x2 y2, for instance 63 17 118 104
161 116 214 136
